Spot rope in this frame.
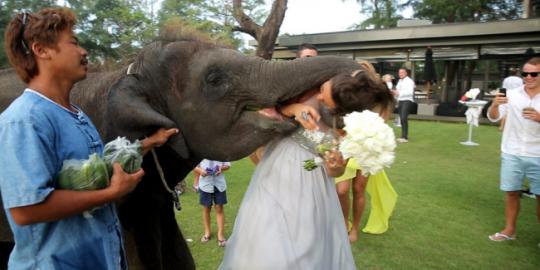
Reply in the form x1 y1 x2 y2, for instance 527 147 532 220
150 148 181 210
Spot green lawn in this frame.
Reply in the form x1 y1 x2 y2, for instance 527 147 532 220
175 120 540 270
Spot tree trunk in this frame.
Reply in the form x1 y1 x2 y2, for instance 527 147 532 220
441 62 448 102
464 61 477 92
523 0 532 18
232 0 288 60
445 61 458 101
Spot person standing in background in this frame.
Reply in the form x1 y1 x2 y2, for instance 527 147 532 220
383 74 400 127
502 68 524 91
195 160 231 247
393 68 415 143
296 43 318 58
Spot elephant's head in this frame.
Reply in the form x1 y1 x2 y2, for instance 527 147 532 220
106 39 361 161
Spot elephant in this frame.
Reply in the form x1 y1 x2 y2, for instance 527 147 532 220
0 36 361 269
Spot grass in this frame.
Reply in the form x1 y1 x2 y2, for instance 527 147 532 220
175 120 540 270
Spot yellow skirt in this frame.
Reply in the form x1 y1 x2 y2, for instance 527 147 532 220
335 159 398 234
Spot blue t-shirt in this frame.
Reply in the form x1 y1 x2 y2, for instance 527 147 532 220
0 89 126 269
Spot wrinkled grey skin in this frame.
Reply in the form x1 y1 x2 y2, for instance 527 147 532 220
0 39 360 269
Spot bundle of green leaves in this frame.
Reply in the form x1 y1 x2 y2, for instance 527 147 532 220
103 137 143 174
58 153 110 190
57 137 142 191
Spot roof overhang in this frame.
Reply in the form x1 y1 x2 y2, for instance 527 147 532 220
271 18 540 61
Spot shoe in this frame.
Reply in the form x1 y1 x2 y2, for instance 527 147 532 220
218 239 227 247
201 235 211 243
397 138 408 143
521 190 536 199
488 232 515 242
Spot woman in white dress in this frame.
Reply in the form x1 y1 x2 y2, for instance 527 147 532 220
220 64 394 270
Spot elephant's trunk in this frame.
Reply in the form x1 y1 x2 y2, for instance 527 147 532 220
250 56 362 105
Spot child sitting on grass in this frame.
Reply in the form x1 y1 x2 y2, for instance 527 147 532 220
195 159 231 247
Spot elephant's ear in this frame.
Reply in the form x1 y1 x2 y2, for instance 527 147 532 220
105 75 189 159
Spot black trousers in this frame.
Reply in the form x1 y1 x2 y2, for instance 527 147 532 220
0 241 14 269
398 100 413 139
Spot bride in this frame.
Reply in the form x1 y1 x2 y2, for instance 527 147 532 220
220 63 394 270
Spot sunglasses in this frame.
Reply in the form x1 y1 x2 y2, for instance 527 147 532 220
521 72 539 78
19 12 31 55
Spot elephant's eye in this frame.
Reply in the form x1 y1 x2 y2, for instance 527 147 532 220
203 67 230 101
206 72 224 85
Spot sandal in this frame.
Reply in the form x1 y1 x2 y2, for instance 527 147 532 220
201 235 211 243
488 232 515 242
218 239 227 247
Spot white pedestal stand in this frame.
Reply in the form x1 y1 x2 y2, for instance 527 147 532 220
459 100 488 146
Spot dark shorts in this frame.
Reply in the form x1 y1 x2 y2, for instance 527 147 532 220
199 187 227 207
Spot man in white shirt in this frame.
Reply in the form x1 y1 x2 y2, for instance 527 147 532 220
487 57 540 242
392 68 415 143
502 68 523 91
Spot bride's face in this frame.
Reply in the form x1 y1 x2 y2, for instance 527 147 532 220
317 80 337 109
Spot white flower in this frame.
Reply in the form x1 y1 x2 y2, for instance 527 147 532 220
301 129 326 144
339 110 396 176
464 88 480 100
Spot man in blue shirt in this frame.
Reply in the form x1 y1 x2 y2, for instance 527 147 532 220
0 8 177 269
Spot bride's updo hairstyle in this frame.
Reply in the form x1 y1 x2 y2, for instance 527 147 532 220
330 61 395 116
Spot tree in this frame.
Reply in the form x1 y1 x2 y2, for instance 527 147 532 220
157 0 236 47
232 0 287 59
521 0 539 18
1 0 279 67
351 0 404 30
0 0 57 68
66 0 156 65
156 0 269 51
404 0 521 23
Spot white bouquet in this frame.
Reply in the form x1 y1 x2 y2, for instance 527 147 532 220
339 110 396 176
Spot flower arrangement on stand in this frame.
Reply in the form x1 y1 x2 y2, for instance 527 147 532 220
460 88 481 102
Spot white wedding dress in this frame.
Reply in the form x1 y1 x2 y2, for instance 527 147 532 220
219 97 356 270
